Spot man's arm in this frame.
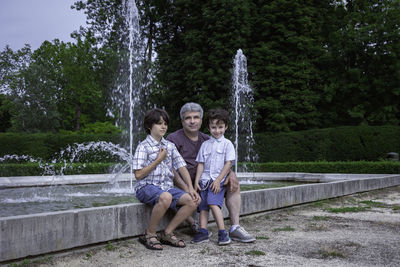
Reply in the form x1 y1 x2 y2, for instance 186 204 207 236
178 166 200 203
193 162 204 192
172 169 189 192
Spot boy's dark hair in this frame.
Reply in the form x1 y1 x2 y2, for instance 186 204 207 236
143 108 170 134
206 109 229 126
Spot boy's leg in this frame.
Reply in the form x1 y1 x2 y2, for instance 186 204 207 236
210 205 225 230
173 171 198 232
206 184 226 231
199 210 209 229
135 185 173 250
164 190 197 235
147 192 172 234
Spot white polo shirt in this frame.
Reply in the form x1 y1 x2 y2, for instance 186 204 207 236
195 135 235 186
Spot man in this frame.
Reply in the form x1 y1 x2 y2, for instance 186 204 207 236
167 102 256 243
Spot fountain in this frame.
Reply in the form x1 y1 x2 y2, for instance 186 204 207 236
2 2 400 263
0 0 145 217
231 49 257 173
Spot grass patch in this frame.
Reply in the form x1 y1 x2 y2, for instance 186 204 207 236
393 205 400 210
106 241 116 251
272 226 295 232
245 250 266 256
358 200 387 208
312 216 331 221
256 236 269 240
324 206 369 213
319 249 345 259
312 199 332 208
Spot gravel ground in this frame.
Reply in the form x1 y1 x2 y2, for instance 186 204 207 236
5 186 400 267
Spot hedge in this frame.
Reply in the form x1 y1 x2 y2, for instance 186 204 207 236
241 161 400 174
0 125 399 165
0 162 118 177
1 161 399 177
252 126 400 162
0 133 130 161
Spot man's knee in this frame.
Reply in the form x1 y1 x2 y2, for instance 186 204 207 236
226 185 241 198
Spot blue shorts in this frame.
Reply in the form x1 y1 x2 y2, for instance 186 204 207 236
198 180 226 211
135 184 187 212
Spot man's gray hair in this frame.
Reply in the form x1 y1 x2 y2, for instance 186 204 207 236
180 102 204 120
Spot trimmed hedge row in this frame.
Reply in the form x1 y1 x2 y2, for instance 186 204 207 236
253 126 400 162
241 161 400 174
0 125 399 169
0 162 117 177
1 161 399 177
0 133 125 161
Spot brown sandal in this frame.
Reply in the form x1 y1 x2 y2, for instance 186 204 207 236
160 232 186 248
139 234 163 250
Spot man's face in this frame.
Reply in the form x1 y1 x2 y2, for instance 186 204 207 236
181 111 202 134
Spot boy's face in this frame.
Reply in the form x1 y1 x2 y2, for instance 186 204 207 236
150 116 168 141
208 119 227 139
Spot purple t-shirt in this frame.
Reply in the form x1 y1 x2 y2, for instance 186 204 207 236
166 128 210 182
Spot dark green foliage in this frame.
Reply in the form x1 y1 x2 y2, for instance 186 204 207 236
254 126 400 162
0 162 117 177
3 160 398 177
0 133 122 161
247 161 400 174
248 0 329 132
151 0 252 130
1 0 400 134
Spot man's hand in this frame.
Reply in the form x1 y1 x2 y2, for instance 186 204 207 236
194 182 201 192
224 171 239 192
188 188 201 204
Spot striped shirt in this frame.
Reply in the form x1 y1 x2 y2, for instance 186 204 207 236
132 134 186 194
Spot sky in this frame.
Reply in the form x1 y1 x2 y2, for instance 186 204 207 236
0 0 87 51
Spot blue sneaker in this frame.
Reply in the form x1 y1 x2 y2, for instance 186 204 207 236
191 228 209 244
218 230 231 246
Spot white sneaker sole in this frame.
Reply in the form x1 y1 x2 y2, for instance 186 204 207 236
231 237 256 243
218 239 232 246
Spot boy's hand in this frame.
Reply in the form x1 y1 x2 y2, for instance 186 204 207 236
156 147 167 162
210 180 221 194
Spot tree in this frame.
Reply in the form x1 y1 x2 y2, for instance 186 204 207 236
321 0 400 126
152 0 252 129
247 0 331 132
57 34 104 131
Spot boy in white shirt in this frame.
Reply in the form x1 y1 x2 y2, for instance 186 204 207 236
191 109 235 245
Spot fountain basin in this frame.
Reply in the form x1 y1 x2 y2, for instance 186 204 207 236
1 173 399 262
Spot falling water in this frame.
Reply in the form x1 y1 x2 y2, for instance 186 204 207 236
114 0 144 188
231 49 257 172
0 0 149 215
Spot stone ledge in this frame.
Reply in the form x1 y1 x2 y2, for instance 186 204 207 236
1 173 399 262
